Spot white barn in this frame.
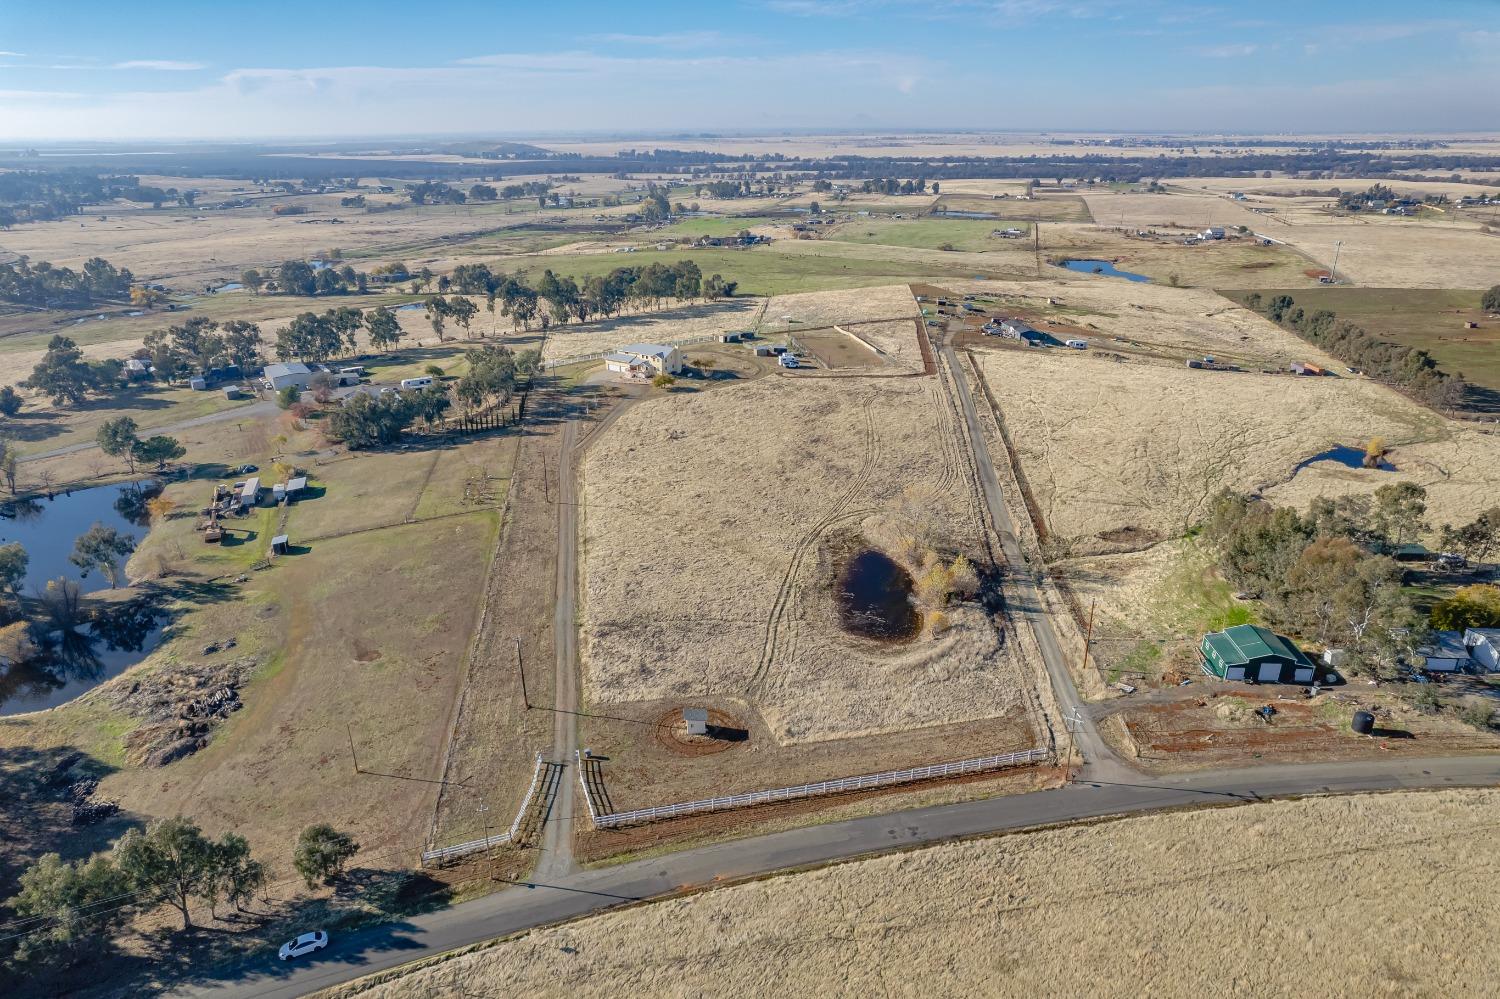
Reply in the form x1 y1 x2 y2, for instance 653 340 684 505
263 362 316 391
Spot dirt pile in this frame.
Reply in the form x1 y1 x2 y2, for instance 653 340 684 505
103 656 258 767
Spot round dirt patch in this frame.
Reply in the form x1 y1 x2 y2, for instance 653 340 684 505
652 707 749 757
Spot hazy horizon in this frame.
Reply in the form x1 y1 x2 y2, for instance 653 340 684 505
3 0 1498 142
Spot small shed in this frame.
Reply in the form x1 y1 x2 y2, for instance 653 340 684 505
189 376 208 391
237 477 261 512
285 475 308 500
1419 631 1471 673
270 534 290 557
1290 362 1325 376
683 707 709 736
223 386 243 400
1200 624 1317 684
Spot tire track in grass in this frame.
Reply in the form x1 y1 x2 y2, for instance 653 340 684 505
747 401 878 698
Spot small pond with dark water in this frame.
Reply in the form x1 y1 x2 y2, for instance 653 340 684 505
837 549 921 641
1292 445 1395 475
1058 258 1152 282
0 481 168 716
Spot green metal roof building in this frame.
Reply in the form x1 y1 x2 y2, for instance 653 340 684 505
1200 624 1317 684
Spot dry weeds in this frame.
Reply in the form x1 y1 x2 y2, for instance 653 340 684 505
972 346 1469 549
579 373 1025 744
321 789 1500 999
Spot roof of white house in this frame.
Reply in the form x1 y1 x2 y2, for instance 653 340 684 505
620 343 676 359
605 352 650 366
264 362 313 378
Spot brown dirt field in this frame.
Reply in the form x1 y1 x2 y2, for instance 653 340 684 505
578 372 1029 746
1111 689 1500 773
319 788 1500 999
577 695 1039 817
794 329 884 369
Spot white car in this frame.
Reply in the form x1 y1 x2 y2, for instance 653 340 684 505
278 930 329 961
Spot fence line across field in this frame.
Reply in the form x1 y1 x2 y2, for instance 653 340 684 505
420 753 545 865
578 746 1051 830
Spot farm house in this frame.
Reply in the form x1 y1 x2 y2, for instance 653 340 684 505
1200 625 1317 684
605 343 683 379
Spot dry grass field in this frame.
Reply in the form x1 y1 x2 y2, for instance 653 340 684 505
321 788 1500 999
537 299 764 364
578 369 1023 745
970 347 1500 551
756 283 918 335
0 417 520 884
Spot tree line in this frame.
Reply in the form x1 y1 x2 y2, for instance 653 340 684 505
0 256 133 309
3 817 358 975
326 344 538 448
239 259 369 297
0 171 187 227
1242 292 1468 412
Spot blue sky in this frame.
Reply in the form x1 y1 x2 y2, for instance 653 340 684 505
1 1 1497 140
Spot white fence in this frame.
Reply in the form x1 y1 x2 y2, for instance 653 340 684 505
421 754 544 865
578 747 1050 830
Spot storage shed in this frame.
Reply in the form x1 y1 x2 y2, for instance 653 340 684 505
237 477 261 513
683 707 708 736
1419 631 1472 673
1200 624 1317 684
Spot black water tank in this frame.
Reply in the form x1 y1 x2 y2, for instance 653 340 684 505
1352 710 1375 736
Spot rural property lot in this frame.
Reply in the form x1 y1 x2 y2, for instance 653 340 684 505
973 347 1452 551
578 371 1026 745
319 789 1500 999
1241 286 1500 405
537 298 764 364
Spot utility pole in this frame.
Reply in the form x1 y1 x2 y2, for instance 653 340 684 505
1080 600 1096 681
346 723 360 773
1033 221 1041 276
1329 240 1343 284
515 636 529 709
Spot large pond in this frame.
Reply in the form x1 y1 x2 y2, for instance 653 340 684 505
837 549 921 641
1058 258 1152 283
0 481 167 716
1292 445 1396 475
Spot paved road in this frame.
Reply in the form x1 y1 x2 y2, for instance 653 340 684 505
175 752 1500 999
937 330 1119 774
18 399 277 463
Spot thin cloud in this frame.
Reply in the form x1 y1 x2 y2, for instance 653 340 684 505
1197 43 1258 58
112 59 206 71
589 31 730 48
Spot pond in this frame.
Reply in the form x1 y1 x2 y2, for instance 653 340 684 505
0 481 167 716
1058 258 1152 283
1292 445 1396 475
837 549 921 641
211 281 243 293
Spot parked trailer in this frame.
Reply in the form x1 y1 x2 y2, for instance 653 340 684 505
1065 338 1089 349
